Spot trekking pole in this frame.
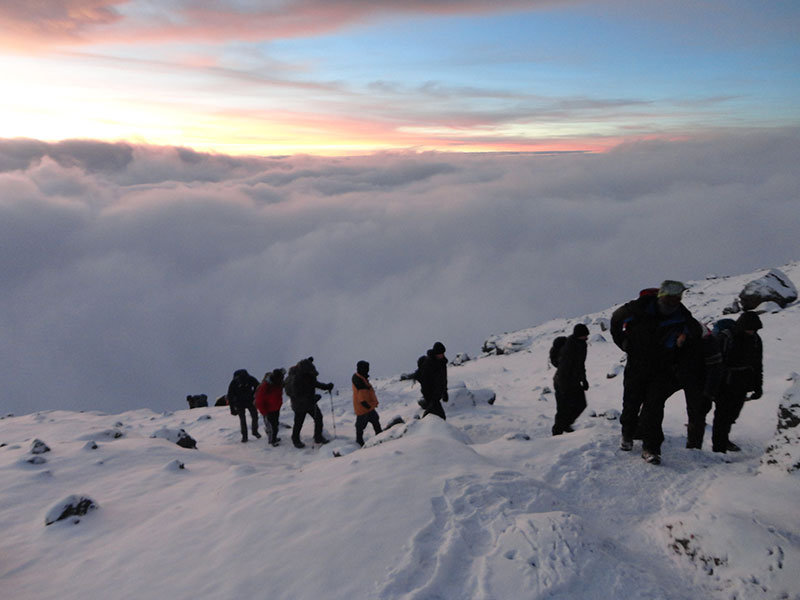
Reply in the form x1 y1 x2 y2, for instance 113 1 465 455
327 389 337 439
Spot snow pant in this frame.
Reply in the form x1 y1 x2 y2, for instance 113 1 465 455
711 383 748 452
292 403 324 443
620 364 649 441
684 384 713 449
552 379 587 435
422 395 446 420
237 403 259 441
262 411 280 444
638 371 681 456
355 410 382 446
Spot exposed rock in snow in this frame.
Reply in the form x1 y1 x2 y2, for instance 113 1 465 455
761 377 800 474
151 427 198 449
753 300 783 314
451 353 471 366
44 495 98 525
448 382 496 406
165 459 185 471
30 439 50 454
739 268 797 310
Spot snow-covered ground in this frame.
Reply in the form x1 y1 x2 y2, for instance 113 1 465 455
2 263 799 600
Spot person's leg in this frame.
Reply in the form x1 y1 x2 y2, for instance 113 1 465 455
238 409 248 442
292 409 307 447
355 414 367 446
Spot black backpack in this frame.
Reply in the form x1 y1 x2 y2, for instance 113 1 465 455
549 336 567 368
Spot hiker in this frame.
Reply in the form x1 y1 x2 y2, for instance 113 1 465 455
352 361 382 446
711 311 764 453
255 368 285 446
610 280 699 464
285 357 334 448
552 324 590 436
677 324 723 449
227 369 261 443
416 342 449 420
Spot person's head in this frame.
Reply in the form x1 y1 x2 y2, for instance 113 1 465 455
233 368 248 379
656 280 687 315
356 360 370 377
736 311 763 335
572 323 590 339
432 341 446 356
270 368 285 385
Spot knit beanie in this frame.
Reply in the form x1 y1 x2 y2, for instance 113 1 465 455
573 323 590 338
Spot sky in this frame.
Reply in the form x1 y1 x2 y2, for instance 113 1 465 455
1 1 799 415
1 0 799 155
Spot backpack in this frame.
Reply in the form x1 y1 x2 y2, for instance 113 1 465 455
549 336 568 368
284 366 298 398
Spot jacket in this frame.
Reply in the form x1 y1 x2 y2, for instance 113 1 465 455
227 370 259 409
610 295 696 372
554 334 587 389
352 373 379 416
418 350 448 401
255 381 283 415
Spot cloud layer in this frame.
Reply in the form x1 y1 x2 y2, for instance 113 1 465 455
2 131 799 415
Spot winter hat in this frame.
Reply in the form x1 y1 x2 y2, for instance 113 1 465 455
356 360 370 376
573 323 590 337
737 311 763 331
657 280 687 297
432 341 446 354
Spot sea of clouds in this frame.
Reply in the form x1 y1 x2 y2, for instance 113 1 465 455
1 130 798 415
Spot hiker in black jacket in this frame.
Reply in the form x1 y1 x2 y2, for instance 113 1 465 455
227 369 261 443
417 342 448 420
712 311 764 453
285 357 333 448
610 280 700 464
677 324 723 450
552 324 590 435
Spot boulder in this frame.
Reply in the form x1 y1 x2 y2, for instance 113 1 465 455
151 427 198 449
45 495 98 525
30 439 50 454
761 375 800 474
739 268 797 311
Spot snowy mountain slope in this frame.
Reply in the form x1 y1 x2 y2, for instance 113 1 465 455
1 263 799 600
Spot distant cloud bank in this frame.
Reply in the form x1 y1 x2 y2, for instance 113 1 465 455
2 131 798 415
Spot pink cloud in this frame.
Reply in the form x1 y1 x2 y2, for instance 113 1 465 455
1 0 573 49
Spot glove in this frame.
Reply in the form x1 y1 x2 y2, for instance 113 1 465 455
325 382 334 392
749 388 762 400
361 401 371 410
582 380 589 391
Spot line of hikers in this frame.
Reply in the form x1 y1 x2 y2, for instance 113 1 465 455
551 279 764 465
224 342 450 448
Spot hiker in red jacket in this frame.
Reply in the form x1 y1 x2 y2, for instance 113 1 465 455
255 368 285 447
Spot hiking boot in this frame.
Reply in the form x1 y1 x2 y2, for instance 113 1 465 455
620 436 633 451
563 426 574 433
241 437 248 443
726 441 741 452
252 431 261 439
314 436 330 445
292 439 305 449
642 450 661 465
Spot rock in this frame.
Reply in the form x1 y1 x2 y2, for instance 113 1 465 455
83 441 98 450
186 394 208 408
451 353 471 366
151 427 198 449
31 439 50 454
606 364 624 379
722 298 741 314
739 268 797 311
761 379 800 474
45 495 98 525
753 301 783 314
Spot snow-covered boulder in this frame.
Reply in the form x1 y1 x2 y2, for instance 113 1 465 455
44 495 98 526
151 427 197 449
761 375 800 474
739 269 797 311
448 381 496 406
450 353 471 366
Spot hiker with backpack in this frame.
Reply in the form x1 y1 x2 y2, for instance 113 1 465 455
610 280 700 464
284 357 334 448
352 361 382 447
711 311 764 453
676 323 724 450
550 324 590 436
416 342 449 420
255 368 285 447
227 369 261 443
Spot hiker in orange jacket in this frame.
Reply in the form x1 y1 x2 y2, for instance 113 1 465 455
352 361 382 447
